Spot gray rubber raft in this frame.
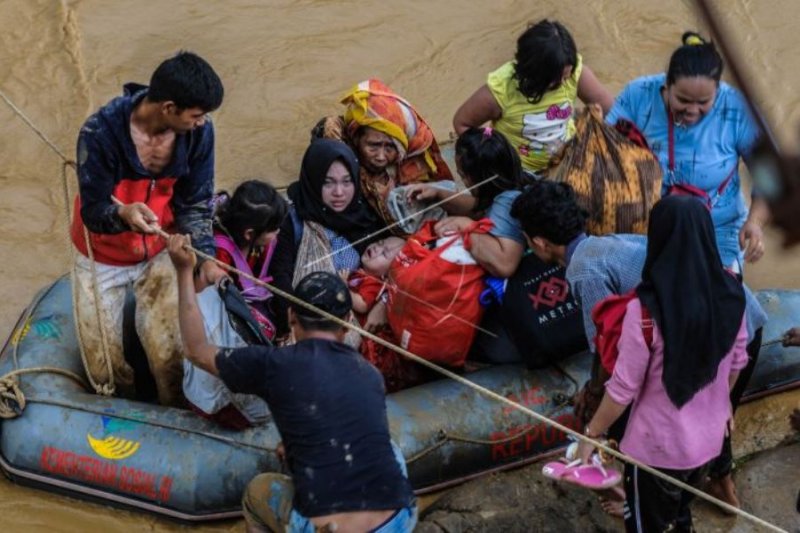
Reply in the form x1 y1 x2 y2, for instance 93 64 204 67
0 277 798 521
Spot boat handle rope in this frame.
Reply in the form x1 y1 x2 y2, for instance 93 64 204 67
407 365 577 464
0 87 789 533
407 389 575 465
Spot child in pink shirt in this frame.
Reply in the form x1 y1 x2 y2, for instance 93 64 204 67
578 196 748 532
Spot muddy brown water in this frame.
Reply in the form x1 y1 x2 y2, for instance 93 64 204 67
0 0 798 530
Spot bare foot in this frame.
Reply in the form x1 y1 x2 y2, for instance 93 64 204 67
596 486 625 518
705 474 740 514
600 498 625 517
790 408 800 433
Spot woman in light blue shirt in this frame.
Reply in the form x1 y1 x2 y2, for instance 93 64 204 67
606 32 769 272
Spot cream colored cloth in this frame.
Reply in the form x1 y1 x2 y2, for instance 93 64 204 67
73 250 184 406
292 221 361 349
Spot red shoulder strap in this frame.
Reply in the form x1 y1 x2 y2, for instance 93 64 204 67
668 106 736 204
461 218 495 250
640 304 654 348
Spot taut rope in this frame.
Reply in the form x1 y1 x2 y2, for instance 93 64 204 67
0 87 788 533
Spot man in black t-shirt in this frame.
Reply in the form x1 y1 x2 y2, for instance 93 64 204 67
168 235 416 532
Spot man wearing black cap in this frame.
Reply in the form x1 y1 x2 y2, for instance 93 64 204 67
167 234 416 532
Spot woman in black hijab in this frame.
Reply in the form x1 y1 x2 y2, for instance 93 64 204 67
577 195 748 533
287 139 379 249
270 139 382 338
638 195 746 407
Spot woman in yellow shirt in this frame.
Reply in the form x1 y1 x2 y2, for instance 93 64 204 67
453 19 613 173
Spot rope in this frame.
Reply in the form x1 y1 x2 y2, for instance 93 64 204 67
761 337 785 348
177 240 788 532
21 394 276 454
77 223 117 396
357 264 497 337
407 370 577 464
0 86 787 533
0 87 115 395
0 89 72 162
0 87 116 396
302 173 501 270
0 275 273 451
60 163 115 396
407 397 573 464
0 367 89 419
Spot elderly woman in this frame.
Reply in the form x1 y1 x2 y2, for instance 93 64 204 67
270 139 381 340
312 79 453 233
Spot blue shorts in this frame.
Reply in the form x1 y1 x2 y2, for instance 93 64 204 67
242 443 417 532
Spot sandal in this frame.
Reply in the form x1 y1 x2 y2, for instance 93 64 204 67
542 456 622 490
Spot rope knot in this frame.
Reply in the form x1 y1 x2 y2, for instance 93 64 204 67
96 383 116 396
0 377 25 419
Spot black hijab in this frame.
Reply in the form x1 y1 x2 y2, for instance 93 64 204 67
287 139 380 253
636 195 745 408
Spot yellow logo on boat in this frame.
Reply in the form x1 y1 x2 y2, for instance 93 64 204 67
86 433 141 460
11 318 32 345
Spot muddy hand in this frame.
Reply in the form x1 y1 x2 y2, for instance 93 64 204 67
782 326 800 347
406 183 440 203
167 234 196 271
118 202 160 234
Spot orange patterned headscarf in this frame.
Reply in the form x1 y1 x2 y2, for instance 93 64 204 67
342 79 442 176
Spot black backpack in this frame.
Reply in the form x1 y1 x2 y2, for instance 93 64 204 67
500 253 587 367
218 279 271 346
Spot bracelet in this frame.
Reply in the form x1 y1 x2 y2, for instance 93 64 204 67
584 425 604 439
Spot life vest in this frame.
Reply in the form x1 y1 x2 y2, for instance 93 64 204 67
214 234 276 303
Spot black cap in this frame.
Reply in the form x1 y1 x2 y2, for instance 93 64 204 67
291 271 352 320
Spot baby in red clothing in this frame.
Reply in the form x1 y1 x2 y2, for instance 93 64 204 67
344 236 431 392
346 237 406 318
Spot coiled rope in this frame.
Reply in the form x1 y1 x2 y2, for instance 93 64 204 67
0 88 116 396
0 279 89 418
0 87 788 532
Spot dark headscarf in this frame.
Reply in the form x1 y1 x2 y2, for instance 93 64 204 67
287 139 380 253
636 196 745 408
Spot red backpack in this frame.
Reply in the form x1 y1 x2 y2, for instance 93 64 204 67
591 290 654 374
386 219 492 367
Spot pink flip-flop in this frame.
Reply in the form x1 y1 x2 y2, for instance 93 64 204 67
542 459 622 490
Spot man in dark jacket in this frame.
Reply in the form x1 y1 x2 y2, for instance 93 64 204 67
168 234 417 532
71 51 225 405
